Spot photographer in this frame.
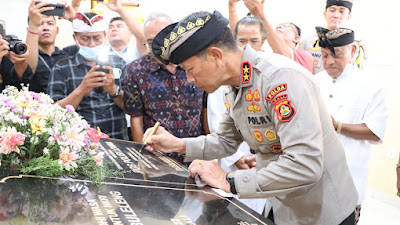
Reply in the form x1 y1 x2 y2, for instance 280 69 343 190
0 35 29 92
47 12 128 140
22 0 77 93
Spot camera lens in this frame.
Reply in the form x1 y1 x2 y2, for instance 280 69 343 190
13 42 27 55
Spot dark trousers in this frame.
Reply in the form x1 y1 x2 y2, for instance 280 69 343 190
339 211 356 225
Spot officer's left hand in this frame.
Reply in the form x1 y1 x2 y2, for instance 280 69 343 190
234 155 256 169
185 177 220 203
189 160 231 193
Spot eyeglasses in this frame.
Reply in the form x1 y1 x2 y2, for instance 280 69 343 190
143 39 153 50
277 23 298 37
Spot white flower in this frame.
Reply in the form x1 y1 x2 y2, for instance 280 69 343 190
43 148 49 155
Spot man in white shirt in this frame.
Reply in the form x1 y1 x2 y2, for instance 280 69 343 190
314 26 388 224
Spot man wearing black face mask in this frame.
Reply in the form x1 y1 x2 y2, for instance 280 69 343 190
47 12 128 140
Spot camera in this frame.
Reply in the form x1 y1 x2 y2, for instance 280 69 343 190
3 35 27 55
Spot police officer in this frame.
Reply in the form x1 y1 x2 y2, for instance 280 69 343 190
143 11 358 225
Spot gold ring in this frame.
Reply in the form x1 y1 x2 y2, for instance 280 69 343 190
198 162 202 167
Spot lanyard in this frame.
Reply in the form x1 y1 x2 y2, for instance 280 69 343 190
39 55 51 72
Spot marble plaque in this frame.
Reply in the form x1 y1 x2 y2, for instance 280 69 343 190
0 138 274 225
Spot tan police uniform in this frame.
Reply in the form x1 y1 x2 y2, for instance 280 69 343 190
184 45 358 225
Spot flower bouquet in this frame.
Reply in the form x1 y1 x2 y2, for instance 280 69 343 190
0 86 118 182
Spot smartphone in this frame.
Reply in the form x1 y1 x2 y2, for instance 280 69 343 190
35 2 65 17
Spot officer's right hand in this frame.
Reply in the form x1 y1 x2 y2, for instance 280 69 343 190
0 37 10 60
78 65 106 95
142 125 185 153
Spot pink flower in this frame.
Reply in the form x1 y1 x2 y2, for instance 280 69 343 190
93 152 104 166
65 105 75 113
0 127 26 154
86 127 109 143
58 147 79 171
64 125 85 151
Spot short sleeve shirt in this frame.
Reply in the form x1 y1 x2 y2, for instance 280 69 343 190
123 54 204 138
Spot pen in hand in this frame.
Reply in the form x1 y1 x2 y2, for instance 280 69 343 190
140 121 161 153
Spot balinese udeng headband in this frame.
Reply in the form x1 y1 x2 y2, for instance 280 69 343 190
72 12 106 33
151 10 229 65
326 0 353 12
316 26 354 55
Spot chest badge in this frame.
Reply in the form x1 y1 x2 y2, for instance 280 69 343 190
253 130 263 142
224 102 231 111
265 130 277 141
274 99 296 122
247 102 261 113
245 89 253 102
253 89 260 101
270 145 283 153
241 61 251 84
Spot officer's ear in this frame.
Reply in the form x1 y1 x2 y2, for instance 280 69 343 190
207 46 223 65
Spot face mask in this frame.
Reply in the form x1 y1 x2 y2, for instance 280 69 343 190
78 44 106 61
75 36 106 61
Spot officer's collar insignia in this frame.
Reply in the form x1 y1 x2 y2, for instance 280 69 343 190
241 61 251 84
274 99 296 122
270 145 283 153
247 102 261 113
253 130 263 142
265 130 277 141
271 94 288 105
266 84 287 102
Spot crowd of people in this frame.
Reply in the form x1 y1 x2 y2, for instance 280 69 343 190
0 0 392 224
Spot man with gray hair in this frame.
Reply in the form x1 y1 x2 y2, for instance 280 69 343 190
122 12 207 163
314 26 388 223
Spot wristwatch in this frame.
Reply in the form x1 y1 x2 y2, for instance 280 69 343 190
226 172 237 194
109 85 121 98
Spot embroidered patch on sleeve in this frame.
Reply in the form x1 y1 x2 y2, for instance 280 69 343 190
271 94 288 105
265 130 277 141
241 61 251 84
270 145 283 153
273 99 296 122
265 84 287 102
253 130 263 142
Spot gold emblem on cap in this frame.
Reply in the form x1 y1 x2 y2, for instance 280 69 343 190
195 18 205 26
205 15 211 22
161 47 166 57
170 32 177 41
187 21 195 30
164 38 169 48
177 26 186 35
